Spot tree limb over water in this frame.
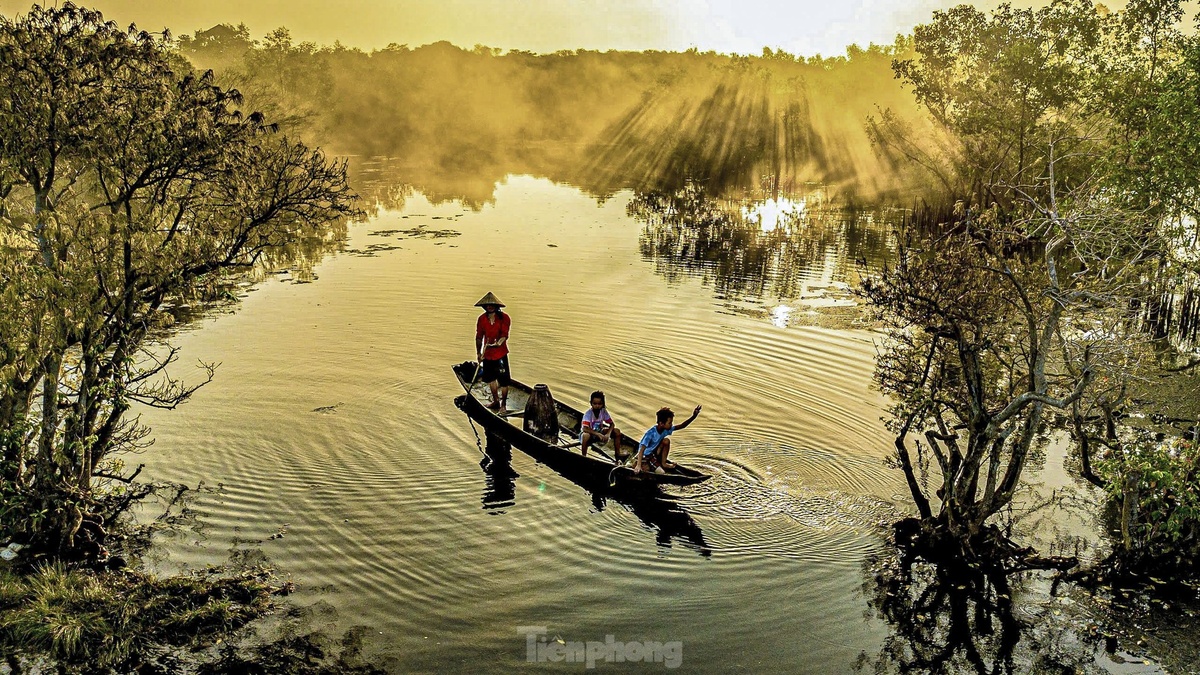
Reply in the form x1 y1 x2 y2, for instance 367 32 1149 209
0 3 358 561
866 0 1200 582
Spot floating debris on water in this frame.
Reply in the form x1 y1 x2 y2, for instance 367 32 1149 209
369 226 461 239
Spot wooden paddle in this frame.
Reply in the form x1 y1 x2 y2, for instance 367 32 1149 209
464 356 484 393
458 360 491 468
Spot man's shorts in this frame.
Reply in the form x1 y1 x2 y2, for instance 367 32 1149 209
481 356 510 386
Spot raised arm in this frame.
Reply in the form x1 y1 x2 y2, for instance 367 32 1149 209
673 405 702 431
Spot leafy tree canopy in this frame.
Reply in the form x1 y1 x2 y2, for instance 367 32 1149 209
0 2 356 560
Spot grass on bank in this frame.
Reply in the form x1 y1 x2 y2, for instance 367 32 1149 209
0 561 278 671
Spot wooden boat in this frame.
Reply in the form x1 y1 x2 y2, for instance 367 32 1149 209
478 431 712 556
452 362 710 487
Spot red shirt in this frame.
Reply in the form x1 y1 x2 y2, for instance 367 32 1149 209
476 312 510 360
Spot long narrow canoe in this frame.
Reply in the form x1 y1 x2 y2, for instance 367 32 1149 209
452 362 710 487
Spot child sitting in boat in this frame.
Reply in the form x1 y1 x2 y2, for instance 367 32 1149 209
580 391 622 458
635 405 702 474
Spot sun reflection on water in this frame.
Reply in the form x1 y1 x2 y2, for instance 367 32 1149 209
742 196 806 232
769 304 793 328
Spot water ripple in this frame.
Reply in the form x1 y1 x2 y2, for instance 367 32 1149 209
135 180 901 672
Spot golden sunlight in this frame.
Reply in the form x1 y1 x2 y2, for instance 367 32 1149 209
742 197 806 233
0 0 1065 56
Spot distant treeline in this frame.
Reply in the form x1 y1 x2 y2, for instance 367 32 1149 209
176 25 929 203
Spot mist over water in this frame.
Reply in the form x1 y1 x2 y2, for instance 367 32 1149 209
183 34 934 205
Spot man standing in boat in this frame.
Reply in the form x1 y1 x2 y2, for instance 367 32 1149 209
474 292 511 411
635 405 702 474
580 391 622 458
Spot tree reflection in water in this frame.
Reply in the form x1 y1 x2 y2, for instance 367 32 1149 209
477 432 709 557
858 533 1112 675
629 182 896 308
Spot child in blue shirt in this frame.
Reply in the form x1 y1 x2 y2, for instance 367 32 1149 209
635 405 702 474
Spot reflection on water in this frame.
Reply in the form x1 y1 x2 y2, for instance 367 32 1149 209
112 39 1200 658
859 540 1162 675
863 552 1026 674
340 65 912 330
348 155 506 213
743 196 806 232
348 147 901 329
629 181 896 320
480 432 518 512
136 168 906 671
478 431 710 557
159 219 349 330
624 495 710 557
146 38 1200 668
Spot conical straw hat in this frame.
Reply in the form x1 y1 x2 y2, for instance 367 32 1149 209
474 292 505 307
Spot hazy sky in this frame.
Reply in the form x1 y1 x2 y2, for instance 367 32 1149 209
0 0 1098 56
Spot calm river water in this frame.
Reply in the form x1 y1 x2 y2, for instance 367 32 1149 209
133 168 1103 672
